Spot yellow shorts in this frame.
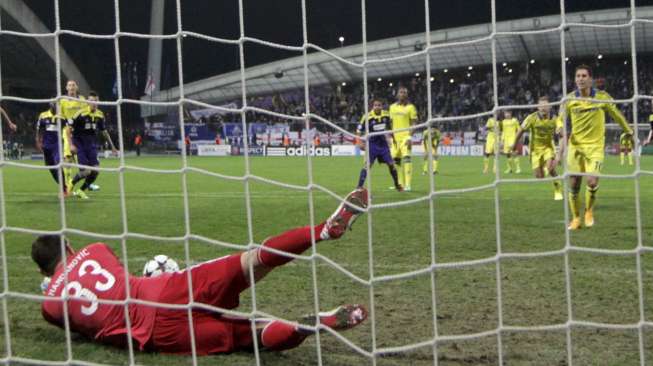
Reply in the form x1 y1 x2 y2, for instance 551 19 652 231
567 144 604 174
485 136 496 155
391 135 412 159
422 142 438 158
502 137 516 154
530 147 555 169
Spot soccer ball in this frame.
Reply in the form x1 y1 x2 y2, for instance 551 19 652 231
142 255 180 277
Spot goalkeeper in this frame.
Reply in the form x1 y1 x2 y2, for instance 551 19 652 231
32 188 369 355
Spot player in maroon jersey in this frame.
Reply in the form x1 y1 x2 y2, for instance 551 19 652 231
32 188 368 355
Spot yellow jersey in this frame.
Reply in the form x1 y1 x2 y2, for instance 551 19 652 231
59 95 87 121
563 88 632 147
389 102 417 140
620 133 633 148
485 118 498 140
422 128 441 148
501 118 520 141
521 112 561 150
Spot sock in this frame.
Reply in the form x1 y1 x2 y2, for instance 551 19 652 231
395 158 403 186
553 180 561 192
513 157 520 171
569 190 580 219
433 160 439 173
628 152 633 165
72 172 85 186
422 160 428 173
403 159 412 188
389 165 400 188
506 158 513 172
49 169 60 184
81 171 98 191
257 224 325 268
260 321 308 351
483 157 489 172
585 185 599 212
620 152 625 165
357 168 367 188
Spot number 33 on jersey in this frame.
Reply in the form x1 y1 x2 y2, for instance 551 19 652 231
42 244 132 338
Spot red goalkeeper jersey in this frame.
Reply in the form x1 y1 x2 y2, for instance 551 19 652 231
42 243 166 349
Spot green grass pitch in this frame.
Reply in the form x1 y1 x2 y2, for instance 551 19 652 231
1 154 652 365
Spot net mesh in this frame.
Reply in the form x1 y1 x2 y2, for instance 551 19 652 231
0 0 652 365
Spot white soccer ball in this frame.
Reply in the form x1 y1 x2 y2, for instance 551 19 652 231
142 255 180 277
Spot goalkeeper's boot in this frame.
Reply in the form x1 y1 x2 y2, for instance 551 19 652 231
567 218 582 231
88 184 100 191
320 188 368 240
73 188 89 200
301 304 368 332
584 210 594 228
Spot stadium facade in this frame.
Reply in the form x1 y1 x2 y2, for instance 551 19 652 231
141 6 653 118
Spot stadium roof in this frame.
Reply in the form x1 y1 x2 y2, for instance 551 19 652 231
142 6 653 117
1 0 89 97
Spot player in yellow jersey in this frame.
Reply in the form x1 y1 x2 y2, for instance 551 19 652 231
58 80 87 194
501 110 521 174
483 115 499 174
555 65 633 230
389 87 418 191
422 126 441 174
512 96 563 200
619 132 634 166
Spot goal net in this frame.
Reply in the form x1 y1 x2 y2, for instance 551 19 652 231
1 0 652 365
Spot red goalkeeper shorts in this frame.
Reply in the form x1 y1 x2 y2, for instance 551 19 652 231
150 254 255 354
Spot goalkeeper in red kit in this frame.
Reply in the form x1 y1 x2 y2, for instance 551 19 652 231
32 189 368 355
